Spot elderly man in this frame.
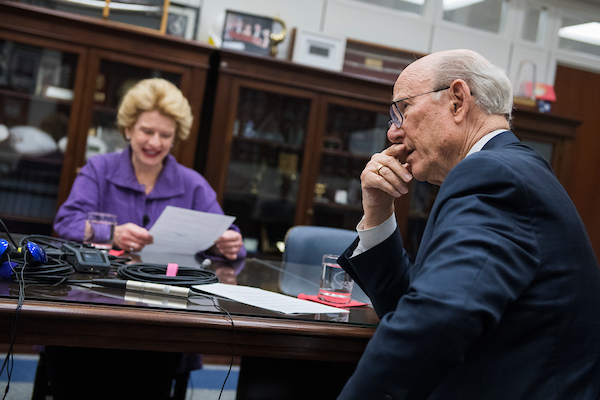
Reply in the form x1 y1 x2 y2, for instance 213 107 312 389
337 49 600 400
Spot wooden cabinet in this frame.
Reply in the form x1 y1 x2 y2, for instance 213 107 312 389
0 0 215 234
511 104 580 186
203 49 580 257
0 2 581 257
203 49 395 255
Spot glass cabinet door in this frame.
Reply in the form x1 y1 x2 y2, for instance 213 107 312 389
222 85 312 255
85 58 183 162
311 100 389 230
0 38 79 234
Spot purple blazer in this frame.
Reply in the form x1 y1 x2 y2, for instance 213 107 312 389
54 147 246 260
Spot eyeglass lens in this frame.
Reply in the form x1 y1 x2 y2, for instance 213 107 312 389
389 104 403 128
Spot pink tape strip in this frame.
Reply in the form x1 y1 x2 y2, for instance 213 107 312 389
166 263 179 277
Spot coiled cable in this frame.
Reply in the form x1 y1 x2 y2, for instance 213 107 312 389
116 263 219 286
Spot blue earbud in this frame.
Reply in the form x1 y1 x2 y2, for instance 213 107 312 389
0 261 16 280
0 239 13 263
24 241 48 266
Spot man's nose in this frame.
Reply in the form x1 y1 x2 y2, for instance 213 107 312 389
387 124 404 143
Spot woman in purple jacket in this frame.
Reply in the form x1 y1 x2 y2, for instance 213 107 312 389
54 78 245 260
47 78 244 399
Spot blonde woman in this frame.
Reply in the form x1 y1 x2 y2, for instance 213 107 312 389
54 78 244 260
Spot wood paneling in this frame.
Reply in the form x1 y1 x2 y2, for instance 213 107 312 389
552 65 600 259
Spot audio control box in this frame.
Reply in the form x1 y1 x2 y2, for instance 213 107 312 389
62 243 111 273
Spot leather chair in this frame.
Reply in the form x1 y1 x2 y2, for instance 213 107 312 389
279 225 368 303
237 225 367 400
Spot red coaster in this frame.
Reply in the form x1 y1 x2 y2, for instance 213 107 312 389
298 293 369 308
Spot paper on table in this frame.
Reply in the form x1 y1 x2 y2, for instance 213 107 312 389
193 283 350 314
140 206 235 255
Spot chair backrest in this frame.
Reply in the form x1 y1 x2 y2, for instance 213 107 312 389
280 225 368 303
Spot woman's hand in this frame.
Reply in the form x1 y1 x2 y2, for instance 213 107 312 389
214 230 243 260
114 223 153 252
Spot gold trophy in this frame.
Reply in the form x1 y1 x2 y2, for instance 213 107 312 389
269 17 287 57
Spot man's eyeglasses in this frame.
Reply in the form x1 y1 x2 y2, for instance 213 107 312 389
388 86 451 129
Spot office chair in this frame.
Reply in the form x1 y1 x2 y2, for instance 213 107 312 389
279 225 369 303
236 226 368 400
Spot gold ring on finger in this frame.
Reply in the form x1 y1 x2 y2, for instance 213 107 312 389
376 164 386 175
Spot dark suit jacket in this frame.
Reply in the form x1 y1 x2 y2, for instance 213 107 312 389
338 131 600 400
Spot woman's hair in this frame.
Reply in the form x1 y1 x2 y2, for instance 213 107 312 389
431 50 514 122
117 78 193 143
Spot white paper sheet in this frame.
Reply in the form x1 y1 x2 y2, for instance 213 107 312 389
140 206 235 255
193 283 350 314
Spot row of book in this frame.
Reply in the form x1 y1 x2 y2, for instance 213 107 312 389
0 170 59 220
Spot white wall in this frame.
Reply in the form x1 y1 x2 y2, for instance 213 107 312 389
322 0 434 54
196 0 600 86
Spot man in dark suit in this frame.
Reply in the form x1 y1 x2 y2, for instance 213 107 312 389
337 49 600 399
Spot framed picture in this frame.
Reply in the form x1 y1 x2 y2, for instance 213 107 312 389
9 46 40 94
166 4 198 40
221 10 274 56
289 29 346 72
343 39 424 82
36 50 62 95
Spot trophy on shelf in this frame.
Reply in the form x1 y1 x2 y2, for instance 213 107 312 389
269 17 287 57
314 182 328 203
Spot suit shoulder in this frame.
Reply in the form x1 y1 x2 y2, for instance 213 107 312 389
458 143 552 177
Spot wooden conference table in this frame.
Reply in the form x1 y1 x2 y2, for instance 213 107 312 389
0 252 379 364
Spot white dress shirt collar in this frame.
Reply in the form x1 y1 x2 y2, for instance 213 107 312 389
465 129 507 158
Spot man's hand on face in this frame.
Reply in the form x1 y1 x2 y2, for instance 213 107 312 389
360 144 413 228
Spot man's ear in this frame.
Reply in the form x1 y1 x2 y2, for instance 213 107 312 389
449 79 470 120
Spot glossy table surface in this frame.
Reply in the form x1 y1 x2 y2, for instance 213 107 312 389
0 251 379 362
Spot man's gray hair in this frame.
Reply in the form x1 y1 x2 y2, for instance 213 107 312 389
431 51 513 122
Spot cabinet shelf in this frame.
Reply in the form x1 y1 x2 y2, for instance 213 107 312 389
0 212 55 225
92 104 118 115
232 136 303 152
0 88 73 107
225 189 294 203
321 147 372 160
313 201 362 212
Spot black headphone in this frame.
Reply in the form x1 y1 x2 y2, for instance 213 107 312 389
0 238 71 283
1 238 48 266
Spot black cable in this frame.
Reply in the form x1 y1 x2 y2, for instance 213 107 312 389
0 218 20 399
0 219 17 248
1 226 229 397
11 258 74 285
0 224 76 399
17 234 70 249
116 263 219 286
0 253 25 400
193 293 236 400
111 261 232 398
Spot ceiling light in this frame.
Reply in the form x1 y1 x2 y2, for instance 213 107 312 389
559 22 600 46
54 0 161 12
443 0 485 11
